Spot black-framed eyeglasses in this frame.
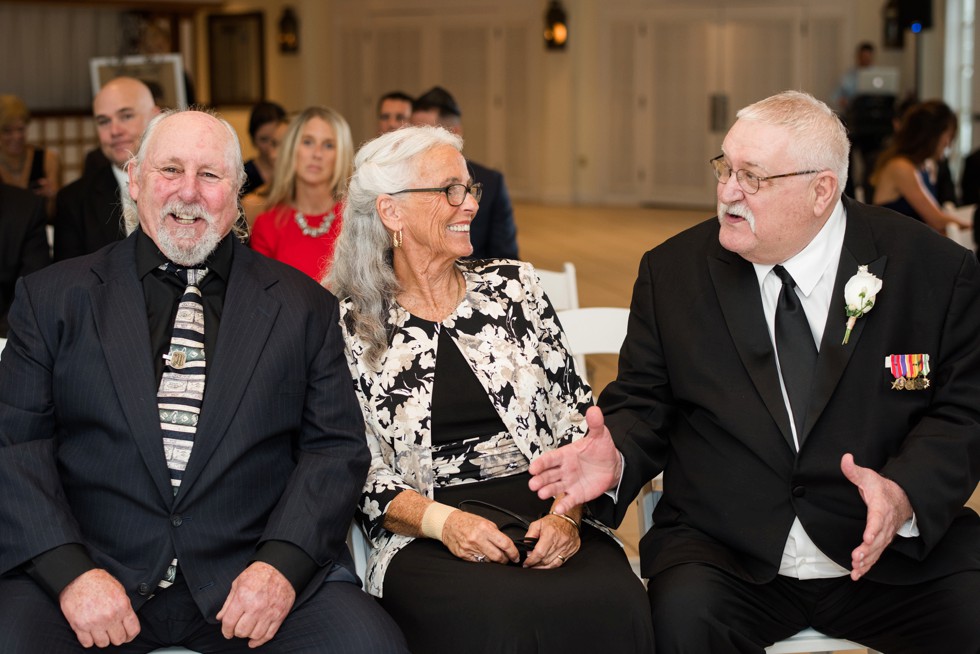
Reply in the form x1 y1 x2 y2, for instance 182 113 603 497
389 182 483 206
710 155 821 195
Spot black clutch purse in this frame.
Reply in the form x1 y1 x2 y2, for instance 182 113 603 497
457 499 538 565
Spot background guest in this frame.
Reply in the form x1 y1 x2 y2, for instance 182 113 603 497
329 125 654 654
870 100 969 232
53 77 160 261
377 91 413 135
0 182 49 337
250 106 353 280
0 94 61 218
242 101 288 196
241 118 290 228
411 86 519 260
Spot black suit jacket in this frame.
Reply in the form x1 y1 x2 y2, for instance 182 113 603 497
53 165 126 262
596 196 980 585
0 235 368 619
466 160 518 260
0 183 49 337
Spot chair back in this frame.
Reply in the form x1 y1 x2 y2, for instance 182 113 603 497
556 306 629 386
537 262 579 311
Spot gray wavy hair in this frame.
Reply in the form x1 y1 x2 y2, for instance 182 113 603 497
328 125 464 367
121 107 249 241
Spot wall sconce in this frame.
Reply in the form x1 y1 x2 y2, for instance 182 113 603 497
279 7 299 54
544 0 568 50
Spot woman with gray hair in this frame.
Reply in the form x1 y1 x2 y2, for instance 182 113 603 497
329 126 653 653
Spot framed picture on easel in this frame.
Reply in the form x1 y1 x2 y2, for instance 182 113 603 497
90 53 188 110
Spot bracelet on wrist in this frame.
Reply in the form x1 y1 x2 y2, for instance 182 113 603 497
548 511 579 530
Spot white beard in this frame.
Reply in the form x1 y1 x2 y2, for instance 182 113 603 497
155 201 223 266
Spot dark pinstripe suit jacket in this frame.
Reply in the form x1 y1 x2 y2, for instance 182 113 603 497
0 234 368 619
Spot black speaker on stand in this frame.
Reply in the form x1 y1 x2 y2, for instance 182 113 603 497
898 0 933 31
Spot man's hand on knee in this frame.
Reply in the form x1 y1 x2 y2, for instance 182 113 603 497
59 568 140 648
217 561 296 648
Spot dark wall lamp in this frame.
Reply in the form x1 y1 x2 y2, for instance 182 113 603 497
279 7 299 54
544 0 568 50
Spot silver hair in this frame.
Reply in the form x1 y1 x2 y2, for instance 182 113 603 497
327 125 464 367
121 108 249 242
735 90 850 196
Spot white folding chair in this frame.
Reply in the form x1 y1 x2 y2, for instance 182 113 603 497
556 306 628 386
536 262 579 311
348 522 370 587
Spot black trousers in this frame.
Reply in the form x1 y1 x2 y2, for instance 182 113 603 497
647 562 980 654
0 567 407 654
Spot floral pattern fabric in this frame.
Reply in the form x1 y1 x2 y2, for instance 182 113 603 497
339 259 593 596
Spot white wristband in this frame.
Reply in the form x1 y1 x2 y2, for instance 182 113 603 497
421 502 458 540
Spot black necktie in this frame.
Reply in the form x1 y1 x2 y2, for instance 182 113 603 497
773 265 816 440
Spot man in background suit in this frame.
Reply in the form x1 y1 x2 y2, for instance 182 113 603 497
412 86 519 260
0 182 49 336
377 90 413 135
0 109 406 653
530 91 980 653
53 77 160 262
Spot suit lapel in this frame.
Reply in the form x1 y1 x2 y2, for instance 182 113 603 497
175 244 281 501
708 248 796 450
802 201 886 445
89 237 175 505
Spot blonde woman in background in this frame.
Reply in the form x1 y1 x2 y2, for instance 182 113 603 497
0 94 61 217
250 106 353 280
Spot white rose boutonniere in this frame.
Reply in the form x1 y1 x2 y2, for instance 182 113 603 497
842 265 883 344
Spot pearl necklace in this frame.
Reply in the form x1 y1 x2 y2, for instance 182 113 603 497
294 210 335 238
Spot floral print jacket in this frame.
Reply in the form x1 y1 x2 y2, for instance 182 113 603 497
339 260 593 596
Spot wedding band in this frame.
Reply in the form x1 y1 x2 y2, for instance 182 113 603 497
557 554 566 563
475 554 486 563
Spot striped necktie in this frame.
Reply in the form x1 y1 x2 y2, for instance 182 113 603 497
156 263 208 590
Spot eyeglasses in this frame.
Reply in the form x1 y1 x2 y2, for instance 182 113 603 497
389 182 483 206
709 155 821 195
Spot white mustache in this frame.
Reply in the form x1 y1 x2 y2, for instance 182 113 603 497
719 202 756 233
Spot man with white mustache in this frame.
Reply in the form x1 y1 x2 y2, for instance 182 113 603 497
530 91 980 653
0 109 408 653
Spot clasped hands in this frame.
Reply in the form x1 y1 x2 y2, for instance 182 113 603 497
60 561 295 649
441 507 580 569
527 406 914 581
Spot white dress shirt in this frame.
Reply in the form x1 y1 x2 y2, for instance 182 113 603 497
753 199 915 579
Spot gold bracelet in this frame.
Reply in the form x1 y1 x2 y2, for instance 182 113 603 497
548 511 579 530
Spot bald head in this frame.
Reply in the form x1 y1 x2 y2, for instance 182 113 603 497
94 76 160 168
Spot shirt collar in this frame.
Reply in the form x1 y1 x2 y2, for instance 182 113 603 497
110 164 129 195
135 228 234 282
752 198 846 296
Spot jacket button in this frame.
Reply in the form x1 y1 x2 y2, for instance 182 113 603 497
792 486 806 497
171 514 183 527
137 582 150 596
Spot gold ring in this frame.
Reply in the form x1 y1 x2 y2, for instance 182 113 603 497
557 554 566 563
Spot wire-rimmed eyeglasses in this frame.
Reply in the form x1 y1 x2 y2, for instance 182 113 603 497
710 155 821 195
389 182 483 206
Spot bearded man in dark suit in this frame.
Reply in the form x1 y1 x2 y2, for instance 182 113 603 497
0 109 406 653
530 91 980 653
